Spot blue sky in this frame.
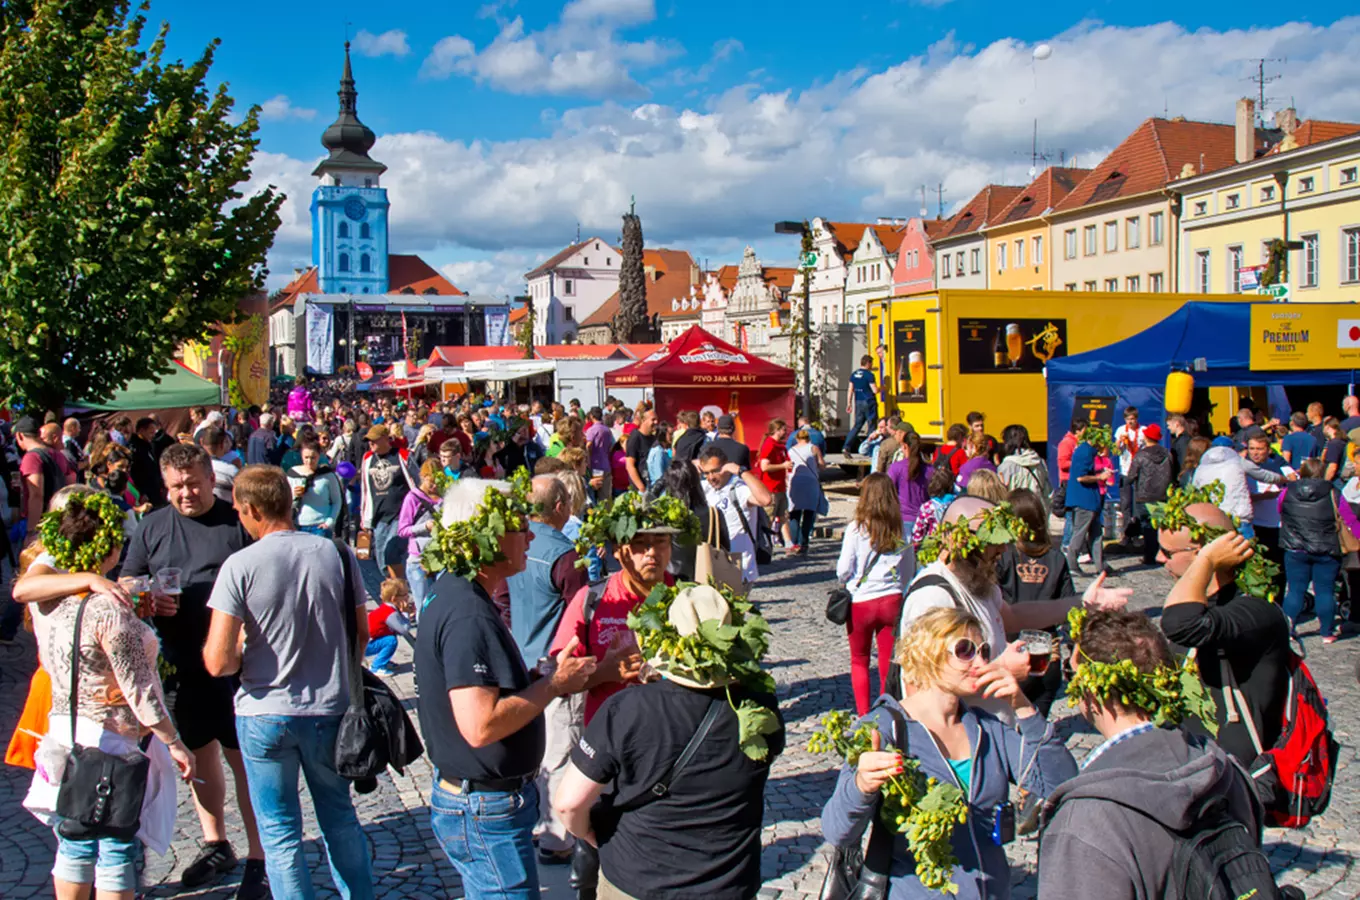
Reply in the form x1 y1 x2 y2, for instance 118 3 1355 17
150 1 1360 297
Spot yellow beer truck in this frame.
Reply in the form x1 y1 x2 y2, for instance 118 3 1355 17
867 289 1239 441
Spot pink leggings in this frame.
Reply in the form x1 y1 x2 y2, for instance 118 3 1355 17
847 593 904 715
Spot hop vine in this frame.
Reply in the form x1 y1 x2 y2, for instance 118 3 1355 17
917 502 1031 566
421 469 539 579
808 710 969 895
574 491 702 564
1082 423 1114 454
1147 484 1281 602
37 491 126 573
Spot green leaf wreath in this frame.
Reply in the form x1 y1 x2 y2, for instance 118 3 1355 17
573 491 702 564
626 581 780 761
1082 423 1114 453
421 468 540 579
1065 608 1218 735
1146 483 1281 602
917 502 1031 566
808 710 969 895
37 490 126 573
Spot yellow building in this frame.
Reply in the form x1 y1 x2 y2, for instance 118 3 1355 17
1175 123 1360 301
985 167 1090 291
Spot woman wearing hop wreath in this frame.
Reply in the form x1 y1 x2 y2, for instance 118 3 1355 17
820 608 1077 898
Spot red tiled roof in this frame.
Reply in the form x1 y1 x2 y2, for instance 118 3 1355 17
524 238 618 279
582 249 701 327
935 185 1025 241
1268 120 1360 155
508 306 529 323
825 222 907 260
534 344 632 360
428 346 524 367
921 218 950 238
1053 118 1261 214
763 267 797 290
621 343 666 360
389 255 463 295
994 167 1092 225
714 265 739 294
272 266 319 311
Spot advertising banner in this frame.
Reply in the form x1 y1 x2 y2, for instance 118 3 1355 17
651 386 795 454
1249 304 1360 370
893 319 927 404
305 302 335 375
1073 394 1117 429
485 307 510 346
957 317 1067 374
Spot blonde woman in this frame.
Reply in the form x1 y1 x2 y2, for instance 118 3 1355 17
964 469 1009 504
822 608 1077 898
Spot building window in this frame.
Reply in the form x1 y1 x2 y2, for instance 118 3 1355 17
1083 280 1097 292
1033 235 1043 265
941 253 951 278
1064 283 1076 291
1149 212 1164 246
956 254 964 277
1104 221 1118 252
1225 193 1240 210
1342 167 1358 186
1126 217 1140 249
1126 275 1140 292
584 257 590 266
997 243 1007 271
970 248 981 273
1193 200 1208 216
338 222 349 238
1015 238 1026 268
1195 250 1210 293
1301 234 1319 287
1064 229 1077 259
1083 225 1097 256
563 278 575 295
1261 185 1276 202
364 178 373 188
1345 227 1360 283
1299 176 1316 195
338 253 350 272
1150 272 1164 292
1104 277 1118 292
360 253 371 273
1228 245 1243 292
360 223 371 239
607 257 612 266
564 306 574 322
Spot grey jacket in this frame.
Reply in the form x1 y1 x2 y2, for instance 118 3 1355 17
1037 726 1263 900
821 698 1077 900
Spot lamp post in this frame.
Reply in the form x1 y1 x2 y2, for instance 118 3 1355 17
775 220 813 421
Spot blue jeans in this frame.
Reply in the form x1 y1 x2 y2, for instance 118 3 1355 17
430 780 539 900
845 401 877 452
1061 509 1074 552
300 523 333 538
52 829 138 892
365 634 397 670
405 557 432 613
790 510 817 548
236 714 374 900
373 519 405 571
1283 551 1342 638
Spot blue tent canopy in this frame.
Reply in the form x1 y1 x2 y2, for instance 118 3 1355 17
1045 301 1359 470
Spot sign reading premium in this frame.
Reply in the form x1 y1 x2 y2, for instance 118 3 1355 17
894 319 927 404
956 318 1067 375
1249 304 1360 370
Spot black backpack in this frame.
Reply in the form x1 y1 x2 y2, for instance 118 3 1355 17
1146 793 1296 900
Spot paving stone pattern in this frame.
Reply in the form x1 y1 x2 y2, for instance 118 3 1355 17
4 492 1360 898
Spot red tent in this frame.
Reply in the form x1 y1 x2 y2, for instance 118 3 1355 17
606 326 795 452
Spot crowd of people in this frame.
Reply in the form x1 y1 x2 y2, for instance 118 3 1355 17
0 376 1348 900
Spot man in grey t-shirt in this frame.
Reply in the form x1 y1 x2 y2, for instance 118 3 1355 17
204 465 373 899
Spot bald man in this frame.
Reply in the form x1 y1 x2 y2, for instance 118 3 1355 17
1158 504 1291 764
1340 396 1360 435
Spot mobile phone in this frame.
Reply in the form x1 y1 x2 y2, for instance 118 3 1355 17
991 801 1015 846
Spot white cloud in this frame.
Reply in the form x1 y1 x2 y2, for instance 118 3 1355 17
258 95 316 121
420 0 679 98
439 251 539 299
352 29 411 58
257 17 1360 287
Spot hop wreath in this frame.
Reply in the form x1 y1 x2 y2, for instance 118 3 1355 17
917 502 1031 566
1082 423 1114 453
421 469 540 579
37 491 126 573
808 710 969 895
1146 483 1282 602
1064 608 1219 735
626 581 781 761
573 491 702 564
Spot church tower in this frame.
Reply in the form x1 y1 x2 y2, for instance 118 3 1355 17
310 43 390 294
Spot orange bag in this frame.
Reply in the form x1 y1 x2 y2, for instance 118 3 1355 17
5 666 52 770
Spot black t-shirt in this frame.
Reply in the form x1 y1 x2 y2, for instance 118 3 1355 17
416 573 544 781
1309 424 1327 453
996 545 1073 611
1341 416 1360 436
674 429 707 463
626 429 657 470
1323 437 1348 468
710 436 752 471
367 449 410 524
572 679 785 900
121 499 250 677
1160 591 1291 765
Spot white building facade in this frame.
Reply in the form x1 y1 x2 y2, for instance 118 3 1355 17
524 238 622 345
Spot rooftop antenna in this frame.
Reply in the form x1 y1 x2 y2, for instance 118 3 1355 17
575 222 581 243
345 20 352 43
1029 119 1039 178
919 185 928 219
1247 57 1286 125
935 183 946 219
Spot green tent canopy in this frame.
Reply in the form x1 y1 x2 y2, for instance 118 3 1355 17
78 362 220 411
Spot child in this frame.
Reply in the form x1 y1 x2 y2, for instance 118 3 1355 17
910 464 960 550
365 578 415 677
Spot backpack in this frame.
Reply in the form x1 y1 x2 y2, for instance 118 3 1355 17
1224 643 1340 828
883 573 959 701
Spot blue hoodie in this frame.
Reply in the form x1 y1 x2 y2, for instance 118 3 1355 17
821 697 1077 900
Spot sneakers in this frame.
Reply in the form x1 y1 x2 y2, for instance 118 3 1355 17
373 666 396 677
1077 553 1092 564
236 859 269 900
182 840 237 888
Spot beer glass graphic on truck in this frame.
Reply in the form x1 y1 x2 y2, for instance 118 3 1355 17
1006 323 1024 368
908 352 925 393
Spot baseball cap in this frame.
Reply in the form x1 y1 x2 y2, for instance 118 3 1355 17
717 414 735 431
12 416 39 437
1143 423 1162 442
365 425 388 441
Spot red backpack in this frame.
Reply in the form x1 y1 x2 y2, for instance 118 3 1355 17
1222 642 1339 828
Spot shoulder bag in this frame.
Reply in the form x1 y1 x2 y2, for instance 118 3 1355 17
55 596 151 840
695 507 747 596
332 540 424 787
826 549 883 626
1331 496 1360 556
733 488 774 565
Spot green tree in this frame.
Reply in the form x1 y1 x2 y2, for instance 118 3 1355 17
517 305 536 359
0 0 283 414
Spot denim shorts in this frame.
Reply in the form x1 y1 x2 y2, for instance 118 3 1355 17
52 829 139 892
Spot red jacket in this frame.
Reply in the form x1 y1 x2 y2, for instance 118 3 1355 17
1057 432 1078 483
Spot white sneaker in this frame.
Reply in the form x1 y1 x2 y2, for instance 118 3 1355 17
1078 553 1092 564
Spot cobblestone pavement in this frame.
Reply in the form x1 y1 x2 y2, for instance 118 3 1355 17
4 490 1360 898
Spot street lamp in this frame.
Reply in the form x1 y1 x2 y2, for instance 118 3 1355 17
775 220 813 421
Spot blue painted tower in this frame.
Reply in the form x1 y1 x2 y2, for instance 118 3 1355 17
310 43 390 294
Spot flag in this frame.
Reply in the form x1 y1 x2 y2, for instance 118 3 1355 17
1339 320 1360 348
401 310 410 359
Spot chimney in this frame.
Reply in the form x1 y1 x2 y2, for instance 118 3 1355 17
1274 106 1299 135
1235 97 1256 164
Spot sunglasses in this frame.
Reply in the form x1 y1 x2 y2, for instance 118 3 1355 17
949 638 992 664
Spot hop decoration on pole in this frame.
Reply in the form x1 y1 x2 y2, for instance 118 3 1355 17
917 502 1030 566
1146 483 1281 602
38 491 127 573
421 469 539 579
808 711 969 894
573 491 702 563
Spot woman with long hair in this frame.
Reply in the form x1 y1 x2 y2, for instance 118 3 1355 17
822 608 1077 897
1179 435 1211 489
1279 457 1360 643
996 488 1073 716
996 423 1052 505
956 432 996 490
835 473 916 714
888 431 931 535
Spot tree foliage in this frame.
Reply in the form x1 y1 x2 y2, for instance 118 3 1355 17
0 0 284 414
613 208 652 343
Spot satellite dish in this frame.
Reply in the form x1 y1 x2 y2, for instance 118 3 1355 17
919 207 928 217
1028 166 1037 178
1033 43 1052 61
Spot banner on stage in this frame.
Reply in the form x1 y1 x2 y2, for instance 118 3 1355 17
305 303 335 374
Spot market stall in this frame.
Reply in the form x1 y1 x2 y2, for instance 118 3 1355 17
605 326 795 452
72 361 222 435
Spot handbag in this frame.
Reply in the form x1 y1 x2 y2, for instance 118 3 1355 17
55 596 151 840
332 540 424 783
695 507 746 596
1333 498 1360 555
826 550 882 626
1051 481 1068 518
